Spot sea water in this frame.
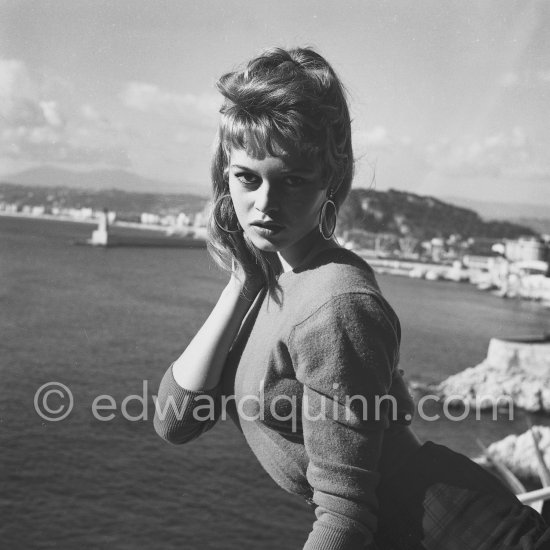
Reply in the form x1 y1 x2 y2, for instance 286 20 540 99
1 216 548 549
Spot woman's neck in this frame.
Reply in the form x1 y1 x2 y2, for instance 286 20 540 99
277 229 341 273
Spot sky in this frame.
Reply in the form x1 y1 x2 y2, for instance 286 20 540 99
1 0 549 206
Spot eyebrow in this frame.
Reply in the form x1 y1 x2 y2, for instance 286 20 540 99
230 164 315 176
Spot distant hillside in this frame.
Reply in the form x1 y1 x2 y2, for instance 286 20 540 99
2 165 208 196
338 188 537 240
510 217 550 236
443 195 550 221
1 181 538 240
0 183 208 217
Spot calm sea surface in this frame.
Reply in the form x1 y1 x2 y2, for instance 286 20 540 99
1 216 549 549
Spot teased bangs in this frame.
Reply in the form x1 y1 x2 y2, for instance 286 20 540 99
218 107 320 163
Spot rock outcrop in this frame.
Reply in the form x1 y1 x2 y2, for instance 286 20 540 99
480 426 550 482
436 337 550 413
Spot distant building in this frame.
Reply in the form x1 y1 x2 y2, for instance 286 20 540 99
193 210 208 228
160 214 177 227
141 212 161 225
463 254 498 271
341 229 399 255
31 205 46 216
176 212 190 227
427 237 445 262
466 237 502 257
504 237 549 262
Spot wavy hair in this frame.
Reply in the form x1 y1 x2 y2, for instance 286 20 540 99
207 47 354 300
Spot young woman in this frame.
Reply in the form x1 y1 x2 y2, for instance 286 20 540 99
153 47 550 549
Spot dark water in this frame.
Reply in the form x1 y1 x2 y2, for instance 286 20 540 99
1 216 549 549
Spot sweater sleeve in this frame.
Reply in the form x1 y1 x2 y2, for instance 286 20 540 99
288 292 401 550
153 363 222 445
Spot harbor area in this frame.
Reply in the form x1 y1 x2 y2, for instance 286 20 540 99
352 236 550 305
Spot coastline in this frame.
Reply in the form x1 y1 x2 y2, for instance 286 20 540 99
355 250 550 305
0 210 200 233
3 212 548 304
0 210 97 225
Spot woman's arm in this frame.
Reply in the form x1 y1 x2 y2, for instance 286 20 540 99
154 270 262 444
172 274 258 391
289 291 402 549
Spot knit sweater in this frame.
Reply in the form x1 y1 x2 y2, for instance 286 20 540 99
154 247 417 550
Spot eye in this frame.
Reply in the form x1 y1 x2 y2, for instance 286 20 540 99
235 172 261 186
283 175 307 187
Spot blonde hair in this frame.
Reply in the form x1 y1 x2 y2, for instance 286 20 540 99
208 47 354 299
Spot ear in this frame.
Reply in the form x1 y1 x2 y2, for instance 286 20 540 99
317 178 332 194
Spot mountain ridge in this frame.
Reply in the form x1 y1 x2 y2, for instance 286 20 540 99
338 187 537 240
442 194 549 222
0 167 544 238
1 165 209 196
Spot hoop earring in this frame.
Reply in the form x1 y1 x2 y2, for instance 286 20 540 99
319 189 337 240
213 194 242 234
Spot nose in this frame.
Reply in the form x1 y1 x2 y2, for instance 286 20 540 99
254 181 279 216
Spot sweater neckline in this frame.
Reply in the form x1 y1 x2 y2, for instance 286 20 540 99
276 245 353 282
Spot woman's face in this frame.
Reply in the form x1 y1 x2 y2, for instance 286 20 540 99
228 147 329 268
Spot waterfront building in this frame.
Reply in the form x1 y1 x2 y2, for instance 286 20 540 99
176 212 190 227
504 237 549 263
141 212 161 225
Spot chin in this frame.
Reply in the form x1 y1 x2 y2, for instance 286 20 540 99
250 238 280 253
241 231 277 251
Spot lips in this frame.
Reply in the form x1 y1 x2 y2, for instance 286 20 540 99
249 220 285 238
250 220 284 231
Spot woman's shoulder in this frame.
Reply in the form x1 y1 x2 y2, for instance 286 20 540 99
285 246 380 293
278 247 398 326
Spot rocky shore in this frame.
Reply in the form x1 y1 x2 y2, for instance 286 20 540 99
478 426 550 483
435 337 550 413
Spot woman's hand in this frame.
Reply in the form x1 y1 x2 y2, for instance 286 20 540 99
229 258 264 302
170 258 264 392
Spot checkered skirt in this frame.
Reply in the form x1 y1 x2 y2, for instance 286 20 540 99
373 442 550 550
